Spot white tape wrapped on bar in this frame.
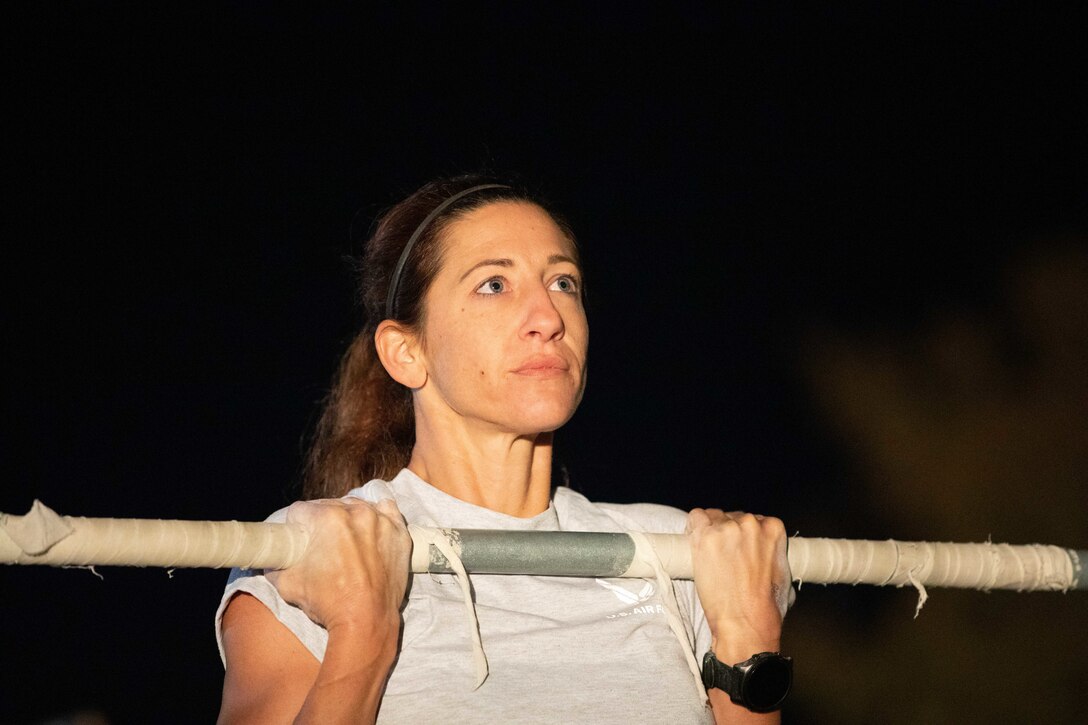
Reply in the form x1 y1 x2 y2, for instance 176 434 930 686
0 501 1082 591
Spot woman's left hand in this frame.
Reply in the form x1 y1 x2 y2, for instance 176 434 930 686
687 508 791 662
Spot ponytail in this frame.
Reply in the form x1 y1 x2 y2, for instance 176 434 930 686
301 175 546 499
301 324 414 499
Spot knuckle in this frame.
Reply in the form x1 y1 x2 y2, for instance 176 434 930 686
284 501 310 521
736 512 760 529
347 501 378 520
763 516 786 537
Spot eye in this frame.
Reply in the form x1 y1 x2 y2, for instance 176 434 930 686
549 275 579 294
476 277 506 295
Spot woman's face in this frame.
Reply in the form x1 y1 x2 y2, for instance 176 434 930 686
416 200 588 436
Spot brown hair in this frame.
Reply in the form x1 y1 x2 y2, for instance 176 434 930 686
301 175 577 499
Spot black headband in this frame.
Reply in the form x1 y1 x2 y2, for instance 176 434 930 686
384 183 510 320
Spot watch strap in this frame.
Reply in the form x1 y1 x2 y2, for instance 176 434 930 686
701 650 792 713
701 651 739 693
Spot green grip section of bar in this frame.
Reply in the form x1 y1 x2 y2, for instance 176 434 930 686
427 530 636 577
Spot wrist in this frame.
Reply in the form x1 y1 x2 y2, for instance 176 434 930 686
711 641 782 669
327 615 401 661
709 619 780 663
298 618 400 724
703 650 793 715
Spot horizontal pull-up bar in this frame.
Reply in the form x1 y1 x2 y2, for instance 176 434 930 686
1 501 1083 591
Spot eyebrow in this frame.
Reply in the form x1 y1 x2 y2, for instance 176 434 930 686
548 254 579 267
458 258 513 282
458 254 580 282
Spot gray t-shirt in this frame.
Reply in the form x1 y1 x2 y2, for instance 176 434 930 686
216 469 714 723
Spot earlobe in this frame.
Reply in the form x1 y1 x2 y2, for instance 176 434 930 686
374 321 427 389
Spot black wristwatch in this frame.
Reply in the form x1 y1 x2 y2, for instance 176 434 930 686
701 651 793 713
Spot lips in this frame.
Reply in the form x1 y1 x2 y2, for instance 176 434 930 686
512 355 570 375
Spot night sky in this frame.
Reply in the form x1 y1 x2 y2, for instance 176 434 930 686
3 4 1086 723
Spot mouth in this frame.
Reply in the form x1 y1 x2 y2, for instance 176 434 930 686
512 355 570 376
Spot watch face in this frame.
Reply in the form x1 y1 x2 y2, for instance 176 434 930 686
744 656 793 711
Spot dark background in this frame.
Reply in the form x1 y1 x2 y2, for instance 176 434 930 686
2 3 1085 723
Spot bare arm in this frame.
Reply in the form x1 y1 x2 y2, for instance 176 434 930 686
689 509 788 725
218 498 411 724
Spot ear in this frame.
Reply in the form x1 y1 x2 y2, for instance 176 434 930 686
374 320 428 389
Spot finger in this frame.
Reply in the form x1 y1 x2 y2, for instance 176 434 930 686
686 507 711 533
283 500 315 525
374 497 398 514
375 497 406 524
763 515 785 535
724 511 772 529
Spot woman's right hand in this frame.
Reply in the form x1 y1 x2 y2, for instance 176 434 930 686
219 498 411 724
266 497 412 639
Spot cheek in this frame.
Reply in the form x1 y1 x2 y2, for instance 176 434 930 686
562 303 589 348
572 324 589 360
431 322 501 390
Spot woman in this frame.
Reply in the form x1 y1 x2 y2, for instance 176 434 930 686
216 176 791 723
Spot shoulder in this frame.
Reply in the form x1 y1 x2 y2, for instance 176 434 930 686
555 486 689 534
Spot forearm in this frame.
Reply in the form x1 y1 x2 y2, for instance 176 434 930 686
294 620 399 724
686 508 790 725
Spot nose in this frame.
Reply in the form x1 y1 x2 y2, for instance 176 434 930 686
519 283 565 342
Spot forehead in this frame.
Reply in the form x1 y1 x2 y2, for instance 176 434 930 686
440 200 576 262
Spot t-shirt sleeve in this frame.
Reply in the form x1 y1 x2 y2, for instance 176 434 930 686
213 507 329 667
214 481 398 667
212 478 400 666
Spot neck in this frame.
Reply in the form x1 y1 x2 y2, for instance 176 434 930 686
407 410 554 518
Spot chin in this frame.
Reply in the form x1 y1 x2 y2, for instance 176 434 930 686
507 396 580 435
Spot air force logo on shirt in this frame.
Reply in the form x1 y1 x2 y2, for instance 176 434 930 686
596 579 666 619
